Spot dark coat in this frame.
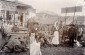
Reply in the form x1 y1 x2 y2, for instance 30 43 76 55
68 26 77 39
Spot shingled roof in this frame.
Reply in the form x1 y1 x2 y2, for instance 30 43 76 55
0 0 33 9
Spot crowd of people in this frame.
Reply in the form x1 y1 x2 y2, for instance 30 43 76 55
0 21 84 55
29 22 85 55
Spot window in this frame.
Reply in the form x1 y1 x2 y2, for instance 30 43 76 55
9 15 11 20
18 16 19 20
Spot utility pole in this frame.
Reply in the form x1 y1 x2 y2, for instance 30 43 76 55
73 6 76 24
65 8 68 25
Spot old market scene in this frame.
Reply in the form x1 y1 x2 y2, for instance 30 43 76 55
0 0 85 55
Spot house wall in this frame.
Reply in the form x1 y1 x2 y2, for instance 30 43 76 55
0 1 34 27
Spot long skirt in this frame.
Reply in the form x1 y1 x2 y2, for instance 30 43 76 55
30 41 42 55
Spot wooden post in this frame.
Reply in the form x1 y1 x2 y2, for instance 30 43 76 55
65 8 68 25
14 11 15 26
73 6 76 24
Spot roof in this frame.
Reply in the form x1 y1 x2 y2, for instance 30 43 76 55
37 11 59 17
0 0 33 9
36 11 61 24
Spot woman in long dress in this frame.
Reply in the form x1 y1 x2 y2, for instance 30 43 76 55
30 33 42 55
51 25 59 46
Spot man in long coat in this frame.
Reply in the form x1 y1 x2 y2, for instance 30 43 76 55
68 24 77 48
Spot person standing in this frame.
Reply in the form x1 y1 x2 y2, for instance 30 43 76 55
29 22 42 55
68 24 77 48
51 25 59 46
77 28 83 42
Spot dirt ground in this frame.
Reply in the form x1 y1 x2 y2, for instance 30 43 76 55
41 47 84 55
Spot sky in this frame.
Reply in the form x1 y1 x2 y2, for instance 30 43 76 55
18 0 85 16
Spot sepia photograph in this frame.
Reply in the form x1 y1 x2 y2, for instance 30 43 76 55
0 0 85 55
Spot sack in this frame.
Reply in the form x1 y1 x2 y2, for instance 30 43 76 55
74 40 82 47
14 45 21 53
3 46 13 53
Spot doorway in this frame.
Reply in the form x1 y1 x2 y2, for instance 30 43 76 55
20 14 23 26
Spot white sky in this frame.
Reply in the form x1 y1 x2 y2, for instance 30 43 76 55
18 0 85 16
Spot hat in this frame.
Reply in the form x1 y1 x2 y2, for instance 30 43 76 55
69 24 75 26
